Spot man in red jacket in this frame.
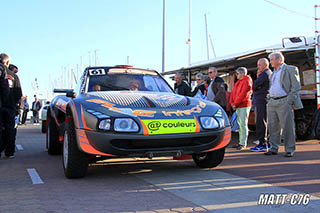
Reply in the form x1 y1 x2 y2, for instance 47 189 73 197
230 67 253 150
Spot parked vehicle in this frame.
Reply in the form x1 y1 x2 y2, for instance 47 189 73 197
41 102 50 133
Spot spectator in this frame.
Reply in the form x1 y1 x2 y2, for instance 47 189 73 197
204 76 211 95
224 84 231 117
191 73 206 97
174 73 191 96
230 67 253 150
0 54 22 159
21 96 29 124
0 53 10 158
265 52 303 157
31 97 42 124
207 67 227 110
250 58 272 152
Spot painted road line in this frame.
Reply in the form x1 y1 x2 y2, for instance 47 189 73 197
16 144 24 151
27 168 44 184
134 167 320 213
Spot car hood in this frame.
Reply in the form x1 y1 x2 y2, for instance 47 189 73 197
86 91 189 108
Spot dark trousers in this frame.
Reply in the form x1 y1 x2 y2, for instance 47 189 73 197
21 109 28 124
255 103 268 146
0 108 16 156
0 108 3 151
33 111 39 123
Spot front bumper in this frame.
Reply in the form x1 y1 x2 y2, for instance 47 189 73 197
77 128 230 158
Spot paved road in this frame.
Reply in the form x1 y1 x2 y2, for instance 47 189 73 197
0 125 319 212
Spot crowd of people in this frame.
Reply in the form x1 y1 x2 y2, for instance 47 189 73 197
0 53 42 159
174 52 302 157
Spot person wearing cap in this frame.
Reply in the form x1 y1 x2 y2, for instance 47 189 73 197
230 67 253 150
264 52 303 157
191 73 206 97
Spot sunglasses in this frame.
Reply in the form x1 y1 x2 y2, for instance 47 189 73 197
208 72 213 74
196 78 201 81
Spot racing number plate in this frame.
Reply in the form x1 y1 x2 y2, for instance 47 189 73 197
140 119 199 135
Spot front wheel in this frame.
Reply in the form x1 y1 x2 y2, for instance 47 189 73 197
63 116 88 179
48 119 62 155
41 120 46 133
193 148 225 168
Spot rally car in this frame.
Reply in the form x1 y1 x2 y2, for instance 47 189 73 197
46 65 231 178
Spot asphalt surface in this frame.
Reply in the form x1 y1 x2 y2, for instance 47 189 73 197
0 125 319 212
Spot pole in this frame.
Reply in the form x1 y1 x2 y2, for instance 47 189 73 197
209 34 217 58
315 5 320 109
88 51 92 67
80 56 83 71
162 0 166 73
188 0 192 66
127 56 130 65
205 13 210 60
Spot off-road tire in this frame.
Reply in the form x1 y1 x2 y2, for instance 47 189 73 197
41 120 46 133
48 119 62 155
193 148 225 168
63 116 88 179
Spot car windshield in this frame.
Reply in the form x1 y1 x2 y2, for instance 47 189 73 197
87 68 173 93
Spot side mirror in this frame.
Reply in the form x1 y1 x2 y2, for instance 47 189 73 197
53 89 76 98
66 91 76 98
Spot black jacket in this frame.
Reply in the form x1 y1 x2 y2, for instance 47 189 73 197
3 69 22 110
0 62 9 108
174 81 191 96
253 69 271 104
31 101 42 111
191 83 206 97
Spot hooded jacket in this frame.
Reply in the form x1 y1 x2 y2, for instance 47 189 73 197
230 75 253 108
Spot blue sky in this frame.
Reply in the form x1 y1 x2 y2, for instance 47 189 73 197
0 0 318 100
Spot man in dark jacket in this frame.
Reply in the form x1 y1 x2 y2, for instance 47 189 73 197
0 54 22 158
32 97 42 123
0 54 10 157
174 73 191 96
250 58 272 152
207 67 227 110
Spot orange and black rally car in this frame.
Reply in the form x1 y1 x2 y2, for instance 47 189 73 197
46 65 231 178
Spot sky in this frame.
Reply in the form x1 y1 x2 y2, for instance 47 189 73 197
1 0 318 100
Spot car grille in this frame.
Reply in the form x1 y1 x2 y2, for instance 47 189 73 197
89 92 188 108
110 135 217 150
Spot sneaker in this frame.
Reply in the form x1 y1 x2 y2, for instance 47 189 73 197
250 145 264 152
5 155 15 159
232 144 241 148
237 145 246 150
252 140 259 145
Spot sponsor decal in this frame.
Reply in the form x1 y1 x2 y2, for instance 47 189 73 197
56 98 68 112
162 101 206 117
87 99 156 117
88 69 106 75
140 118 200 135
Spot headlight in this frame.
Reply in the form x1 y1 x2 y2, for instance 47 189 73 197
114 118 139 132
216 117 225 128
200 117 219 129
99 119 111 130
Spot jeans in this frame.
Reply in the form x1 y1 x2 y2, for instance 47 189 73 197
236 107 251 147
